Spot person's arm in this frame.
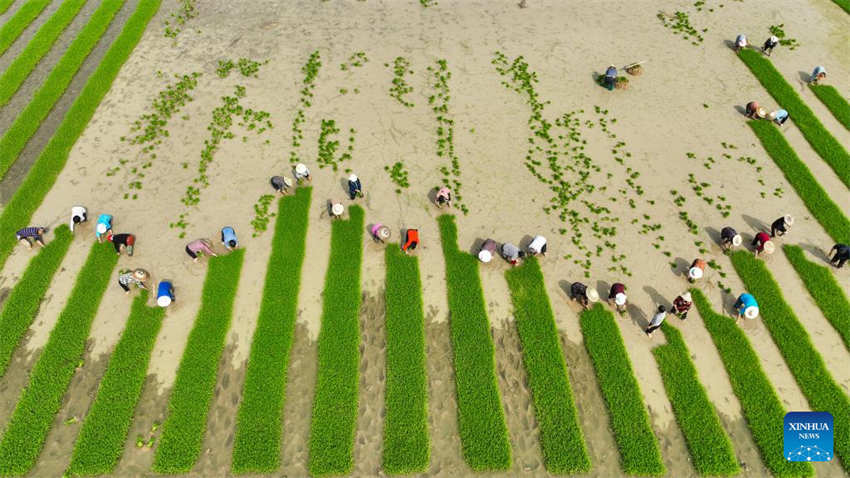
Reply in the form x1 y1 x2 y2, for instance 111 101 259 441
203 243 217 256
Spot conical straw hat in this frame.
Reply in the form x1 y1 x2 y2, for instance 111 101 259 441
478 249 492 263
133 269 149 281
349 174 358 182
756 107 767 118
283 176 293 187
157 295 172 307
97 223 107 234
745 306 759 319
614 293 626 306
295 163 307 175
784 214 794 226
732 234 742 247
763 241 775 254
378 226 390 239
331 203 344 216
680 292 692 303
587 289 600 302
689 267 704 280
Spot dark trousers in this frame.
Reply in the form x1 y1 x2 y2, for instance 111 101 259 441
119 281 130 292
645 324 662 334
832 256 848 268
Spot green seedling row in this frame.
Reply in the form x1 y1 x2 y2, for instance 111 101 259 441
579 304 664 475
503 257 590 473
730 251 850 472
67 291 165 475
308 205 365 476
231 188 312 474
0 0 15 15
691 290 812 477
0 0 88 106
0 0 127 180
652 323 739 475
382 246 430 474
0 242 118 475
738 49 850 189
437 215 511 470
0 225 72 378
810 84 850 132
0 0 160 273
747 121 850 243
783 245 850 351
0 0 50 56
152 250 245 473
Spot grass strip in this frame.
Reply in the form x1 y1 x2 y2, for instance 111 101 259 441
0 0 159 274
810 84 850 132
0 0 50 56
0 0 125 179
0 0 16 15
731 251 850 472
504 257 589 473
0 224 72 378
783 245 850 352
0 0 88 107
437 215 511 470
151 250 244 473
691 290 813 477
739 49 850 189
67 291 164 475
382 245 429 474
0 242 117 475
579 304 664 475
231 187 312 474
308 206 365 476
747 120 850 243
653 323 739 475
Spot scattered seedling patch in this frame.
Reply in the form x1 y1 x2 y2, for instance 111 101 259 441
289 50 321 164
250 194 277 236
384 161 410 193
656 11 706 45
339 51 368 71
768 24 799 50
388 56 414 107
164 0 197 38
428 59 468 214
316 119 355 171
216 58 267 78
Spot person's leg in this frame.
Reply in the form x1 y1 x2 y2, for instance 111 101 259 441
19 238 31 249
119 281 130 292
126 245 134 256
838 257 847 268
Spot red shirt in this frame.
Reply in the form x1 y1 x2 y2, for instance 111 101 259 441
754 232 770 250
609 283 625 298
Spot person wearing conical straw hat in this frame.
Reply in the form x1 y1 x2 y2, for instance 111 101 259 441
751 231 774 257
645 305 667 337
118 268 148 295
720 226 743 251
477 239 498 263
348 174 363 200
810 65 826 84
745 101 766 119
671 292 693 320
435 187 452 208
95 214 113 243
402 229 419 254
293 163 311 183
370 223 390 243
734 33 747 53
70 206 87 233
270 175 293 195
735 293 759 320
688 258 707 283
829 243 850 268
329 201 345 220
157 280 175 307
500 242 525 266
607 282 627 313
768 109 789 125
762 35 779 56
570 282 598 310
770 214 793 238
108 233 137 256
185 238 218 263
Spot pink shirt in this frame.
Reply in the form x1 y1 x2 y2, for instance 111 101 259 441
187 239 214 256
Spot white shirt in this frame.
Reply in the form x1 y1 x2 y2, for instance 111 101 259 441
529 235 547 254
295 166 310 179
648 311 667 328
70 206 87 232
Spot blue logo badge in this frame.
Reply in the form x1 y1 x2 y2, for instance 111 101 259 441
784 411 833 462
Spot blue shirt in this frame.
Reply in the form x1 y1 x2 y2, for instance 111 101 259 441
96 214 112 238
774 109 788 121
221 226 237 247
157 281 174 299
736 293 758 310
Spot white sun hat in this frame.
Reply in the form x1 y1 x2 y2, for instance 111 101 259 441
763 241 775 255
157 295 172 307
768 111 778 120
349 173 358 182
784 214 794 226
97 223 108 234
732 234 743 247
378 226 390 239
744 305 759 320
689 267 704 280
331 203 344 216
133 269 149 281
756 107 767 119
614 293 626 306
587 289 600 303
680 292 692 303
295 163 308 175
478 249 492 263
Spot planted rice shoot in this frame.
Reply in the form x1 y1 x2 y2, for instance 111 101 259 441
0 0 161 274
738 49 850 189
383 245 430 474
0 0 126 180
0 0 51 56
810 84 850 132
152 250 245 473
0 225 72 378
731 251 850 472
231 187 312 474
68 291 165 475
0 0 88 106
747 120 850 243
504 257 590 473
0 242 118 475
437 215 511 470
0 0 15 15
653 323 739 475
579 304 664 475
308 206 365 476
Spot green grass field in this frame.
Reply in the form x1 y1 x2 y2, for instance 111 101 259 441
731 251 850 472
653 323 739 475
747 120 850 243
0 0 88 106
0 0 51 56
308 205 365 476
783 245 850 352
579 304 664 475
0 225 72 378
739 49 850 189
0 242 118 475
437 215 511 471
0 0 126 180
810 85 850 131
504 257 590 473
152 250 245 473
691 289 813 477
0 0 15 15
0 0 161 273
231 187 312 474
67 291 165 475
382 245 430 474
